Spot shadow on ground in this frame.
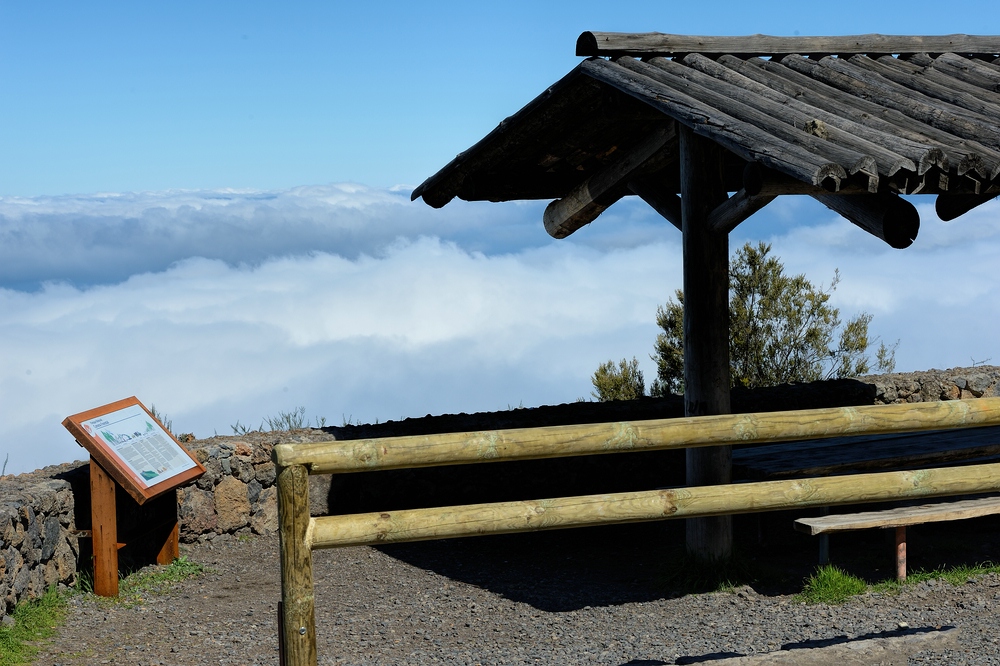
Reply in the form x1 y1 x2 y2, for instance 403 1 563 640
376 512 1000 613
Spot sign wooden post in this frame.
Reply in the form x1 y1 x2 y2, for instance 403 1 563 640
63 397 205 597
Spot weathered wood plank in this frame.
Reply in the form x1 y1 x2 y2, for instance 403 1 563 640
576 32 1000 58
542 125 676 238
683 53 945 176
812 192 920 248
892 54 1000 104
578 58 848 191
618 57 883 191
915 52 1000 92
852 55 1000 120
309 461 1000 548
785 56 1000 151
273 398 1000 474
680 125 733 560
794 496 1000 534
642 55 917 179
726 55 1000 180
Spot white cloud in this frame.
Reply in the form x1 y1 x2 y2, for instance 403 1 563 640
2 186 998 476
0 236 679 475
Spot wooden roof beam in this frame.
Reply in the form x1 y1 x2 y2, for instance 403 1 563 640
936 187 1000 221
783 55 1000 155
632 55 915 184
577 32 1000 58
683 53 946 178
542 125 677 238
813 192 920 249
580 58 848 192
726 55 1000 180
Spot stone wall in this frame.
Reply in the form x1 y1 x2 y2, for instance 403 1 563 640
2 365 998 622
0 463 80 623
868 366 1000 404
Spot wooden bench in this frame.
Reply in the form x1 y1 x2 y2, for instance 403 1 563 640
794 496 1000 581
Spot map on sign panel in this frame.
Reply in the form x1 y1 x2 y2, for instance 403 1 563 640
80 404 197 487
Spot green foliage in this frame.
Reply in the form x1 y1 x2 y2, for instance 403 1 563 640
232 407 327 434
111 557 205 608
265 406 306 431
798 564 867 604
651 292 685 396
149 404 173 435
651 242 898 395
591 357 646 402
0 586 67 666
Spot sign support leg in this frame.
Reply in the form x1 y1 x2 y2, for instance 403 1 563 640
90 456 119 597
155 488 180 565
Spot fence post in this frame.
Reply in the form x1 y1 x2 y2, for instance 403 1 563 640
278 464 317 666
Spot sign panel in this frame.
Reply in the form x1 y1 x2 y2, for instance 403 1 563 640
63 397 205 504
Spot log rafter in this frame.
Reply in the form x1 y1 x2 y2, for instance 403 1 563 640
415 33 1000 242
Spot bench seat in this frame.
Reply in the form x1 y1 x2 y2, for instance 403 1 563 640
794 495 1000 580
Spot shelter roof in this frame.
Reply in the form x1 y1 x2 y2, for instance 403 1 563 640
412 33 1000 239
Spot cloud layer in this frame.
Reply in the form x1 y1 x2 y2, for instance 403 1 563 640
1 184 997 475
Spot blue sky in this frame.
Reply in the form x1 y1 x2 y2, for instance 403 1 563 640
1 2 999 474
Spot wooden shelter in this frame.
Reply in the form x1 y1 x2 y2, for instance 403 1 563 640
412 33 1000 559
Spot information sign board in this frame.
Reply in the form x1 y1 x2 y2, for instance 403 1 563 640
63 397 205 504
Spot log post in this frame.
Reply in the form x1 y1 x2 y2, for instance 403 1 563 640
679 125 733 560
278 464 316 666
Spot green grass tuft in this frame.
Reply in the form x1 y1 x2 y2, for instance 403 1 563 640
798 564 868 604
113 556 204 607
0 586 68 666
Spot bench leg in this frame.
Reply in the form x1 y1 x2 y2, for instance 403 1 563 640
895 526 907 582
818 506 830 565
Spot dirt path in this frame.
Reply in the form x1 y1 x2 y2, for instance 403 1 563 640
32 521 1000 665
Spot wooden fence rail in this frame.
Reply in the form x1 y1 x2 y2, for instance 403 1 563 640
274 397 1000 666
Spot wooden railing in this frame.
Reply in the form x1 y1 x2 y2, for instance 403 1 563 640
273 398 1000 665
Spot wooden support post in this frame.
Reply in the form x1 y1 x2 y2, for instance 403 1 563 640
278 464 316 666
90 457 119 597
895 526 907 582
155 488 180 565
679 125 733 561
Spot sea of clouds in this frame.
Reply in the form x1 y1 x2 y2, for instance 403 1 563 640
1 184 997 474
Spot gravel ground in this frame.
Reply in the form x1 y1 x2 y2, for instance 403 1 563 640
30 519 1000 665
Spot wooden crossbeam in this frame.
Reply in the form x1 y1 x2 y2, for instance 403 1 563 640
707 190 775 234
577 32 1000 58
627 177 682 230
542 125 676 238
813 192 920 249
936 188 1000 221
